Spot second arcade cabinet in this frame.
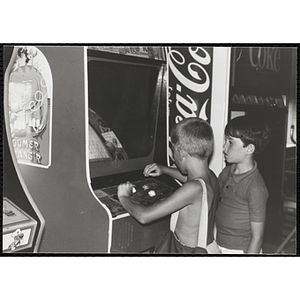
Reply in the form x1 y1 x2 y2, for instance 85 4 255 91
3 45 176 253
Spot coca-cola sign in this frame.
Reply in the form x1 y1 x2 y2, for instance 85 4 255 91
230 47 293 98
167 46 213 164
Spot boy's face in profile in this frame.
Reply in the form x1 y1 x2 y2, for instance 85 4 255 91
223 135 248 164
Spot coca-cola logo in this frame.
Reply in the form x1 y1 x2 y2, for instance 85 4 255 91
167 47 212 124
167 46 213 166
249 47 281 72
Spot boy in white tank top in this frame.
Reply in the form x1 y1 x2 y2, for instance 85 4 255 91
118 117 220 254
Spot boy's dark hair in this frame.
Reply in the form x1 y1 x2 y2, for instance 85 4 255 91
171 117 214 159
225 115 271 154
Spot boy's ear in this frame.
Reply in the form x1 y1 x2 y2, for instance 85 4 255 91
178 147 185 161
246 143 255 155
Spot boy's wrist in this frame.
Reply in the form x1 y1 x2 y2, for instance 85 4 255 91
161 165 168 174
119 195 128 202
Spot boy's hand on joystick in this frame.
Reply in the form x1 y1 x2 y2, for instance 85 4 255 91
143 163 165 177
118 181 133 200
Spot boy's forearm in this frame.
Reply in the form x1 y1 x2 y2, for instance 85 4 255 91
119 196 150 224
246 236 263 254
246 221 265 253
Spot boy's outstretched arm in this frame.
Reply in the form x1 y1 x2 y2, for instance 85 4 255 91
143 163 187 183
246 222 265 253
118 180 201 224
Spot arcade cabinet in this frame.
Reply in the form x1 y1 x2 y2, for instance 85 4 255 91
3 46 44 253
87 47 174 252
3 45 175 253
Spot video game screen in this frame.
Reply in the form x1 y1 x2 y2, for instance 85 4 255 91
87 50 165 177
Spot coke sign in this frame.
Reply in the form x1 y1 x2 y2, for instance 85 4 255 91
167 46 213 165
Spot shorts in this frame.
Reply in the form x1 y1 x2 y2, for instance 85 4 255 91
154 230 207 254
206 240 222 254
218 245 244 254
218 245 263 254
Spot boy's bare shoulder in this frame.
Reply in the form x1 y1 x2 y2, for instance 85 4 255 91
181 179 204 198
177 170 218 204
195 170 219 188
182 179 204 190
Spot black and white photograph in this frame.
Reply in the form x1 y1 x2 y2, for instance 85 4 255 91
2 45 297 255
1 2 299 299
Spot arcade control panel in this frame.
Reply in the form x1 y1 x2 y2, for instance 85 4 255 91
94 178 174 218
